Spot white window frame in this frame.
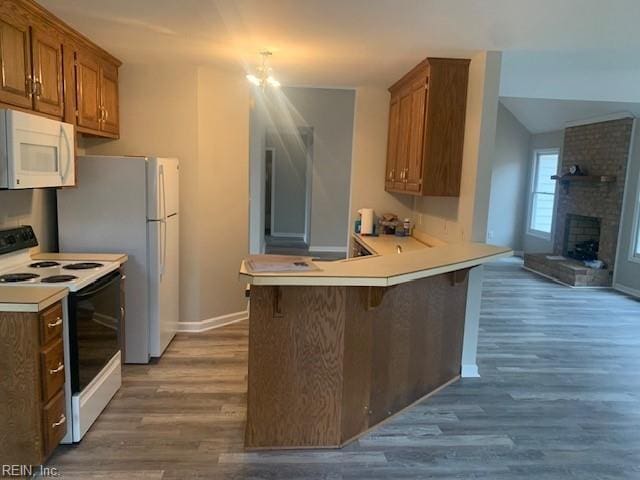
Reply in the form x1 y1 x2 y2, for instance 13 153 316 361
629 169 640 264
527 148 560 240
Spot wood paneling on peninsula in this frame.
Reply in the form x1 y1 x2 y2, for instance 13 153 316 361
0 0 121 137
385 57 470 196
245 271 469 449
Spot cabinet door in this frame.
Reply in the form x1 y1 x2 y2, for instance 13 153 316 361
75 50 101 130
100 61 119 134
31 27 63 117
0 15 32 108
394 88 412 191
385 97 400 191
405 78 427 193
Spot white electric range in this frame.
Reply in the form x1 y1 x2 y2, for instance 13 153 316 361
0 226 124 443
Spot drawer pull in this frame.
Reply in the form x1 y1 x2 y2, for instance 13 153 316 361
48 318 63 328
52 414 66 428
49 363 64 375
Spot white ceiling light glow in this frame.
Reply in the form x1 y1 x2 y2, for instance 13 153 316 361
246 51 280 89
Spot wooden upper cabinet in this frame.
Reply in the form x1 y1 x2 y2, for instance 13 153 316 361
75 49 101 131
0 13 32 109
385 98 400 190
100 61 119 135
75 49 120 137
405 77 427 193
30 26 63 117
385 58 470 197
0 0 121 138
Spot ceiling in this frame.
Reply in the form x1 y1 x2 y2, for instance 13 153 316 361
500 97 640 134
40 0 640 88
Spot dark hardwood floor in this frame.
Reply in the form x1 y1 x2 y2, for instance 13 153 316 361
46 259 640 479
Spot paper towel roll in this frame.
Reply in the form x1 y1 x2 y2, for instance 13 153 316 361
358 208 374 235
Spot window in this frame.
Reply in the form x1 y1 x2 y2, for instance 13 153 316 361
528 149 560 238
634 186 640 259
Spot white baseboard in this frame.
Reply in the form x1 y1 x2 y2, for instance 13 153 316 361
270 232 304 238
308 246 347 253
461 364 480 378
177 310 248 333
614 283 640 299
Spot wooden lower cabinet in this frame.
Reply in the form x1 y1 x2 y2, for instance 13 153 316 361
245 271 469 449
0 301 67 465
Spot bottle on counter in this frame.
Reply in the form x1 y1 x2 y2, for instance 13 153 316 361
403 218 412 236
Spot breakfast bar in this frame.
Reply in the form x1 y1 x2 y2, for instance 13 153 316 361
240 240 512 449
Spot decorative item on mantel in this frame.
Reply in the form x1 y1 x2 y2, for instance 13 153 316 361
551 164 616 193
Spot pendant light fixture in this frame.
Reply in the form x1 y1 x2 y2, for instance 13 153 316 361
246 51 280 88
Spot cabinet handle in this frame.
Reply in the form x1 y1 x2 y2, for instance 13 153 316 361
35 79 42 97
26 75 34 98
52 414 66 428
47 317 63 329
403 168 409 182
120 306 125 319
104 109 109 121
388 169 394 180
49 362 64 375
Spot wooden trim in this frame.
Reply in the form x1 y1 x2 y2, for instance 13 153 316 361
76 125 119 139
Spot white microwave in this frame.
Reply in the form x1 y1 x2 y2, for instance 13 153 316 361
0 109 75 189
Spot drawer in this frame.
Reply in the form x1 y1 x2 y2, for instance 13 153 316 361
40 302 63 345
42 390 66 459
40 338 65 402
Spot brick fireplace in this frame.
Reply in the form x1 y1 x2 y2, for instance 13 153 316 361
524 117 634 287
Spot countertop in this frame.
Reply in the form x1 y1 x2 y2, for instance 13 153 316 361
353 233 430 256
0 286 68 313
240 241 512 287
33 252 129 264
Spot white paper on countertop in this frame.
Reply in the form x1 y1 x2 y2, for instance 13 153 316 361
244 255 321 273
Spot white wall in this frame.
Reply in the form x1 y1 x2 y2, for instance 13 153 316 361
522 129 565 253
413 51 503 243
82 63 250 323
501 51 640 104
196 67 250 320
249 87 356 251
0 189 57 252
266 130 307 236
249 96 267 254
614 119 640 296
486 103 531 251
347 86 414 235
281 87 355 249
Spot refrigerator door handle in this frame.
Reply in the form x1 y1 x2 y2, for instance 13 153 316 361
159 165 167 279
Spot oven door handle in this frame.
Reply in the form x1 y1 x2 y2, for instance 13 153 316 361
72 271 121 300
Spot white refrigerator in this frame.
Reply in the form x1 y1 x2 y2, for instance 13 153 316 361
57 155 179 363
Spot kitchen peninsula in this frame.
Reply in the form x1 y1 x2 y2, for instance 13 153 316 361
240 238 511 449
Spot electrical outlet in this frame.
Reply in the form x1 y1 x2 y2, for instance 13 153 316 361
487 230 494 240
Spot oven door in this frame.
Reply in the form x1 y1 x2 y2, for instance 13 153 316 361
5 109 75 189
68 270 121 394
